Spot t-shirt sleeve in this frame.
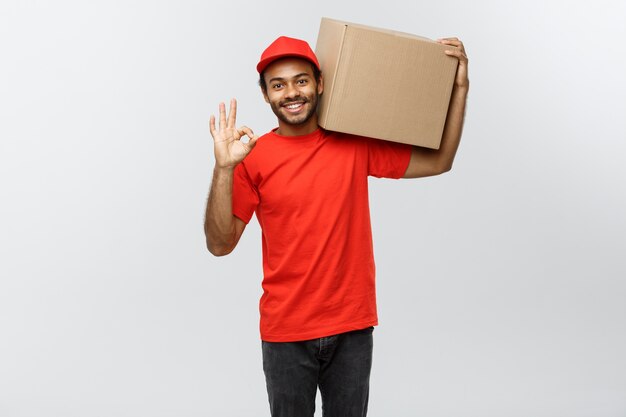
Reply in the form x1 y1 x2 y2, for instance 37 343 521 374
366 138 413 178
232 162 259 224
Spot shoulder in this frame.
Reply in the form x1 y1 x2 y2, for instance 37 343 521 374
322 129 368 147
324 130 412 162
238 130 280 177
323 130 408 155
242 131 274 160
254 130 276 149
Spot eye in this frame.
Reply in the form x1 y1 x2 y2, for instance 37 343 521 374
271 83 283 90
297 79 308 85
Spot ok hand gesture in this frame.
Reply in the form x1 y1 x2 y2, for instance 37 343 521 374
209 98 258 169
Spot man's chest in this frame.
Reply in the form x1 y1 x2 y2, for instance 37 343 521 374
250 139 368 212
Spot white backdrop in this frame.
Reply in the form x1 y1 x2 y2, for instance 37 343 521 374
1 0 625 416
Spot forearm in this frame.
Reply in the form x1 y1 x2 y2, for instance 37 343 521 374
403 38 469 179
403 85 468 178
436 84 469 172
204 166 239 255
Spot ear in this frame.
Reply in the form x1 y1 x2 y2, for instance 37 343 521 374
261 88 270 103
317 73 324 95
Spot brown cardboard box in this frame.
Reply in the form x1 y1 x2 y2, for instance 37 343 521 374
315 18 458 149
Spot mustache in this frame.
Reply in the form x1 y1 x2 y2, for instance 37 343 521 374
280 97 309 106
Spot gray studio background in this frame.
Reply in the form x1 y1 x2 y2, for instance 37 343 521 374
1 0 625 416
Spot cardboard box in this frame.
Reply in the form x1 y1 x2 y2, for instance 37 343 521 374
315 18 458 149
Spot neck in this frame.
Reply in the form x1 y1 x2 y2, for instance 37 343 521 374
275 114 319 136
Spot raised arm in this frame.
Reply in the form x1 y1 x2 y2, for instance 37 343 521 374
204 99 258 256
403 37 469 178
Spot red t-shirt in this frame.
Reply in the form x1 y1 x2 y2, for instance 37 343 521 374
232 128 412 342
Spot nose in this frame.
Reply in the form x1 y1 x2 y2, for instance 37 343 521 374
284 82 300 99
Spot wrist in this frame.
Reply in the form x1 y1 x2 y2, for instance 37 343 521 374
213 165 236 175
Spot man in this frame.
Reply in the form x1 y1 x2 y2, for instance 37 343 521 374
205 35 468 417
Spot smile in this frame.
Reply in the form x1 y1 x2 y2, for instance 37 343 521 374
282 102 305 113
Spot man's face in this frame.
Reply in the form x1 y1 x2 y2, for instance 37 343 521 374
262 58 323 127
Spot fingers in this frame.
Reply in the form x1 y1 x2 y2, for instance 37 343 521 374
247 135 259 149
215 98 238 132
438 38 466 54
438 37 462 47
238 125 254 138
209 115 216 137
438 37 468 64
437 38 469 88
218 102 226 131
445 48 468 63
227 98 237 129
238 125 259 149
210 99 247 142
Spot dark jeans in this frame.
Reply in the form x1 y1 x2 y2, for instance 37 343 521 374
262 327 374 417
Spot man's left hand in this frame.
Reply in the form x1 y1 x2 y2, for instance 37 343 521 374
438 37 469 89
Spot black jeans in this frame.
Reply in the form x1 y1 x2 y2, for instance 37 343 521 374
262 327 374 417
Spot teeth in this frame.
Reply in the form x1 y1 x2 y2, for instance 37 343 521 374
285 103 302 109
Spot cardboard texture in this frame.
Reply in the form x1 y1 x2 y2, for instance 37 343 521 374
315 18 458 149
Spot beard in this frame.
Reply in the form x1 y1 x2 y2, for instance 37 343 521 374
269 91 319 126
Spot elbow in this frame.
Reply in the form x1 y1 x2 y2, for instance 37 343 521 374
435 154 455 175
428 162 453 177
206 241 234 257
205 236 235 257
205 222 243 257
207 246 233 257
211 249 232 257
438 162 453 175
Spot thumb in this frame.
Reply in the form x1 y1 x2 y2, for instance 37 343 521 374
238 126 257 146
247 135 259 149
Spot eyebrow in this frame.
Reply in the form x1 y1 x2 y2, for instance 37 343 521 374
268 72 312 84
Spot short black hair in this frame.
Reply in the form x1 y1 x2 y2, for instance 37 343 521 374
259 61 322 93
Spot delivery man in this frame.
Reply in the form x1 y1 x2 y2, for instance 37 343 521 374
204 35 468 417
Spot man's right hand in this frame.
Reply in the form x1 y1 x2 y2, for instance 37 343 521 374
209 98 258 169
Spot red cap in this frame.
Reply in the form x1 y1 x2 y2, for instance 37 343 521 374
256 36 321 74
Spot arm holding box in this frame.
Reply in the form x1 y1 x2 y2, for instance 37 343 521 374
403 38 469 179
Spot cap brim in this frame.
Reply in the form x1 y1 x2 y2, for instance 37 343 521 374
257 53 319 73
